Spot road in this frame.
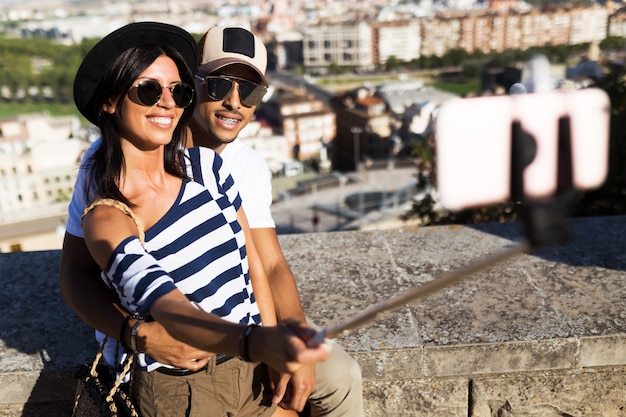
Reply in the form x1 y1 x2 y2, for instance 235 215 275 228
271 165 419 234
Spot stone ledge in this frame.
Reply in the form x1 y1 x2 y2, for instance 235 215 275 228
1 215 625 415
354 335 626 380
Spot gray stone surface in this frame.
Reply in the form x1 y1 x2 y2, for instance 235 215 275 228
283 216 626 351
1 215 626 415
469 366 626 417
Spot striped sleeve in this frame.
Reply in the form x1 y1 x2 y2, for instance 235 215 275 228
105 237 177 316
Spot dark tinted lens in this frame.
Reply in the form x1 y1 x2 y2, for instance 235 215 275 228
206 77 234 101
171 83 194 108
238 82 267 107
135 80 162 106
134 80 193 108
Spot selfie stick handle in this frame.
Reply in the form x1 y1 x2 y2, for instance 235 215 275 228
514 53 578 248
512 115 577 248
307 241 531 347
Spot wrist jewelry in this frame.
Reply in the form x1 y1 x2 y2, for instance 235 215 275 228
238 324 259 362
120 313 142 351
130 318 145 353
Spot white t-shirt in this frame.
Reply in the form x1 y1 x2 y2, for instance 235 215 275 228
218 138 275 229
66 137 275 237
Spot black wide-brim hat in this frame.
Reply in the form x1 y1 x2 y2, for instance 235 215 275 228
73 21 199 127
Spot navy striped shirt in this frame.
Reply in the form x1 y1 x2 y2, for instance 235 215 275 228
102 147 260 371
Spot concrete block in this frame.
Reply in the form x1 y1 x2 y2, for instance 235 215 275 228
422 338 579 377
364 376 468 417
579 335 626 367
469 367 626 417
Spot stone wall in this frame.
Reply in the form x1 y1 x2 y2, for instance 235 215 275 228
2 216 625 416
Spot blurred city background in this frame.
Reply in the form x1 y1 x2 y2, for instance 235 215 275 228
1 0 625 252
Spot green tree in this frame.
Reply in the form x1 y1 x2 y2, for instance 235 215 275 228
442 48 469 67
385 55 402 72
600 36 626 52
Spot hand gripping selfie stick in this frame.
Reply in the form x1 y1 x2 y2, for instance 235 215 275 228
308 84 591 348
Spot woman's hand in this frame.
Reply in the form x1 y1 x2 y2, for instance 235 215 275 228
249 319 331 375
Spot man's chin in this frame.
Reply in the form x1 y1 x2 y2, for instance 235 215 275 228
216 135 237 145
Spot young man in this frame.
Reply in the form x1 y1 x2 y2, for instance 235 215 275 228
189 26 364 417
59 25 364 417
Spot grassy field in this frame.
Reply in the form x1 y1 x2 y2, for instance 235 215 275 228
433 79 481 96
0 102 81 119
313 72 480 96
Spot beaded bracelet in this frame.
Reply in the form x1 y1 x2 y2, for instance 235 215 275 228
238 324 259 362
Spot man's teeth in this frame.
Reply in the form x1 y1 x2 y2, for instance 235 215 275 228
218 115 238 125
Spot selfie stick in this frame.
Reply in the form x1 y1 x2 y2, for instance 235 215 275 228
308 87 578 348
307 241 531 347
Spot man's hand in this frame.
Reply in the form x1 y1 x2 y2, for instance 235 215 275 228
137 321 212 370
270 365 316 411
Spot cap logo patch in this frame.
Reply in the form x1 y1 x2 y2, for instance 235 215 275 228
222 27 255 58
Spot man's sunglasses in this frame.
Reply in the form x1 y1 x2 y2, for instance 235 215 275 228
195 74 267 107
128 80 195 108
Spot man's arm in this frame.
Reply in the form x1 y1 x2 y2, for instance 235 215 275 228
59 232 211 370
251 227 315 411
236 208 277 326
251 228 305 322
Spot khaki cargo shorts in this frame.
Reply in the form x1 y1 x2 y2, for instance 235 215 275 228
132 355 278 417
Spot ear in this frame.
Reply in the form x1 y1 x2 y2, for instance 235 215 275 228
102 99 116 115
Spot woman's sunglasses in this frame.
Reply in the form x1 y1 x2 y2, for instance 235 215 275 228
128 80 195 108
195 74 267 107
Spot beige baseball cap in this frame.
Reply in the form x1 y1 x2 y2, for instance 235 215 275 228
198 26 268 87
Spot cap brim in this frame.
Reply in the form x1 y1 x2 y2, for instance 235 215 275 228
201 57 269 87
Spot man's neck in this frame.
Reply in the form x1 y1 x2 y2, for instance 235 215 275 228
187 121 228 154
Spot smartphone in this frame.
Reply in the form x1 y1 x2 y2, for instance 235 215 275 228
434 88 610 210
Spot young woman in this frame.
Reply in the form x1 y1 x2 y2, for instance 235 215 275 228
71 22 329 417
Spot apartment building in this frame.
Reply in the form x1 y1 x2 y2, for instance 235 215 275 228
302 21 375 74
0 113 86 252
330 87 394 171
259 85 336 162
236 119 293 176
418 16 462 58
371 20 421 65
569 5 609 45
0 114 83 218
427 7 594 56
294 3 613 73
439 4 608 56
608 7 626 38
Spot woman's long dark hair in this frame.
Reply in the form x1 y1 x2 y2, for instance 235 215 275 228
83 44 195 207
